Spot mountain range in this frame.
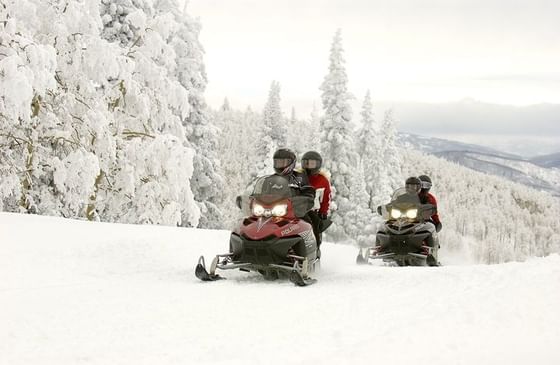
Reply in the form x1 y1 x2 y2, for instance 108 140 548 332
398 133 560 196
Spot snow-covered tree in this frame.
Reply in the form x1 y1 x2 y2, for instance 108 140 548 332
401 149 560 264
286 107 315 157
307 103 321 149
213 102 262 228
319 29 363 242
379 109 402 196
264 81 286 148
169 3 225 228
0 0 204 227
252 81 284 178
343 159 378 247
357 90 388 212
100 0 154 46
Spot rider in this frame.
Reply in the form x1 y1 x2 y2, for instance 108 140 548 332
273 148 315 198
405 176 422 195
301 151 332 247
405 176 441 232
405 176 440 265
418 175 442 232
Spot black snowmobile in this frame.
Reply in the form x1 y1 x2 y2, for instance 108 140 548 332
356 187 440 266
195 174 319 286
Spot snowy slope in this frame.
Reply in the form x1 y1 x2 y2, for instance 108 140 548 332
434 150 560 196
397 132 520 158
398 133 560 196
1 213 559 365
530 152 560 169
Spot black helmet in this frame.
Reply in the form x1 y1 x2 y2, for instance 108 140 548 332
418 175 432 191
273 148 296 175
301 150 322 175
405 176 421 194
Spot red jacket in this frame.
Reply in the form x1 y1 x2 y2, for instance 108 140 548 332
419 192 441 225
308 171 331 216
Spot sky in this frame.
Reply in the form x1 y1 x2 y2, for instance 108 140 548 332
186 0 560 156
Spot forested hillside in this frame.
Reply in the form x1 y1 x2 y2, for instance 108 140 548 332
402 150 560 263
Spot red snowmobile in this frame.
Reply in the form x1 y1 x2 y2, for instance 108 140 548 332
195 174 319 286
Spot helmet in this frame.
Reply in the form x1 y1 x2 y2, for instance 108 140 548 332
301 150 322 175
405 176 421 194
418 175 432 191
273 148 296 175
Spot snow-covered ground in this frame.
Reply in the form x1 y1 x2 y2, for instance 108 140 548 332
1 212 559 365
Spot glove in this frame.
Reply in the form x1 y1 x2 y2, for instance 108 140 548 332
435 222 442 232
318 212 328 220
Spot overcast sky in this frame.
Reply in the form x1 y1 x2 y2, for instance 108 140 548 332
186 0 560 156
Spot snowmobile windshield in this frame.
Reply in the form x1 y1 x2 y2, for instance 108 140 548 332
386 187 423 220
251 174 293 204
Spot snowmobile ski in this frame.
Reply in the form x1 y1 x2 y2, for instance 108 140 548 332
356 249 368 265
289 270 317 286
195 256 224 282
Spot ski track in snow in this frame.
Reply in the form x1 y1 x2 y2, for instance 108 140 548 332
1 213 559 365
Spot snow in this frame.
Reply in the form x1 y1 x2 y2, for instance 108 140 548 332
1 212 559 365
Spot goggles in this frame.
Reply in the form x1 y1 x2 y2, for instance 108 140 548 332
273 158 293 169
420 181 432 189
302 159 320 169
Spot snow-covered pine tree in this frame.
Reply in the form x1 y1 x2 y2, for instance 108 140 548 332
213 101 263 228
1 0 203 227
96 0 202 226
286 107 313 157
343 159 377 247
319 29 363 242
252 81 284 178
358 90 386 212
401 149 560 264
0 1 115 218
100 0 154 46
171 2 225 229
379 109 402 198
263 80 286 148
308 103 321 148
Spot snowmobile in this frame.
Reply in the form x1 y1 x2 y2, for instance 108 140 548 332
356 187 440 266
195 174 319 286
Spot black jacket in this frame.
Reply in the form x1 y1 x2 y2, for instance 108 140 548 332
283 171 315 198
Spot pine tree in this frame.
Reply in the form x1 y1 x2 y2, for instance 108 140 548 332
163 1 225 228
379 109 402 198
263 81 286 148
308 103 321 148
358 90 386 211
253 81 284 178
344 159 377 247
319 29 362 241
0 0 203 227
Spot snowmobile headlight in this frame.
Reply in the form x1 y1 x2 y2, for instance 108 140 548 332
271 203 287 217
390 209 402 219
406 208 418 219
252 203 265 216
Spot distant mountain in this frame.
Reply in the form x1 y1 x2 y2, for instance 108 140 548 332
530 152 560 168
387 100 560 156
397 133 560 196
398 133 521 158
433 151 560 196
